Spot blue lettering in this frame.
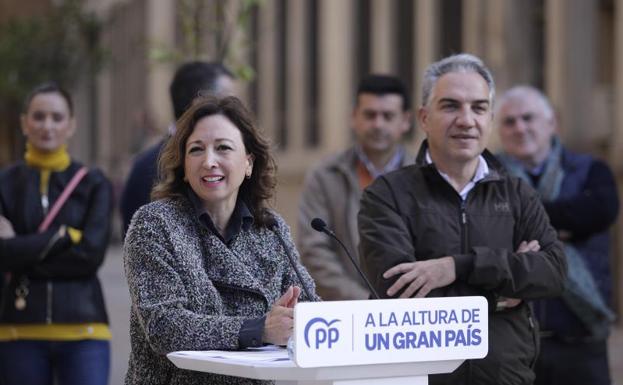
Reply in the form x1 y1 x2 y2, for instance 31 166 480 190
315 329 327 349
425 310 436 325
429 330 442 347
401 311 412 326
328 328 339 348
380 312 398 327
448 310 458 323
445 330 456 347
471 328 482 345
472 308 480 323
393 332 405 349
406 331 417 348
365 313 376 327
439 310 448 324
365 333 390 350
417 330 429 348
388 312 397 326
454 329 466 346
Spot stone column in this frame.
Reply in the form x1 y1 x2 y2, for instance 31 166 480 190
412 0 439 147
370 0 396 73
285 0 308 155
145 0 175 130
318 0 354 153
256 0 278 141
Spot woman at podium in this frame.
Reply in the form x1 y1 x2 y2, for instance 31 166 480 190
123 95 318 384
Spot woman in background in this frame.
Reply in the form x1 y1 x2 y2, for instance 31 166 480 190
0 82 112 385
124 95 318 385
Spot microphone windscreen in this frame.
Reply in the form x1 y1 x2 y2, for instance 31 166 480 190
311 218 327 232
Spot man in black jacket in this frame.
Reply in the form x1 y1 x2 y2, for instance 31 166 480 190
358 53 567 385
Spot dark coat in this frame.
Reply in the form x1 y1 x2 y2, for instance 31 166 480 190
0 161 112 324
358 142 567 385
124 196 317 385
527 149 618 338
120 140 164 237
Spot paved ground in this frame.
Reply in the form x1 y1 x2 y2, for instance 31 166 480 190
99 243 131 385
100 243 623 385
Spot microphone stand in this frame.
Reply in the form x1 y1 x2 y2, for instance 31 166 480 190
311 218 380 299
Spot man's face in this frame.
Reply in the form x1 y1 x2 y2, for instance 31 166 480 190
418 71 492 168
215 75 238 97
352 93 410 155
497 92 555 166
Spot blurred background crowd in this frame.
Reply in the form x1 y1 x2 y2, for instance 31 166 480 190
1 0 623 384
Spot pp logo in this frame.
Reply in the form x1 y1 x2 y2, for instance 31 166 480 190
304 317 341 349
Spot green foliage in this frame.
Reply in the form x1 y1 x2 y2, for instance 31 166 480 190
151 0 262 82
0 0 105 103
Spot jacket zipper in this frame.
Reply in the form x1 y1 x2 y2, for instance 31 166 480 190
460 200 468 253
41 194 49 215
459 198 474 383
46 281 53 323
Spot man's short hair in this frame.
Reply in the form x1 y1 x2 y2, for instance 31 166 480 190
421 53 495 107
496 85 555 120
169 61 234 119
356 74 411 111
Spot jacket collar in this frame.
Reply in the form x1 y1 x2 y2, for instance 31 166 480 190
415 139 504 184
176 196 273 299
331 146 414 180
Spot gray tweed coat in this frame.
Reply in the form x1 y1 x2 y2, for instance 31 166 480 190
123 197 317 385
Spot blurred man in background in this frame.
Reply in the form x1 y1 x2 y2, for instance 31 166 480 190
297 74 412 300
497 85 619 385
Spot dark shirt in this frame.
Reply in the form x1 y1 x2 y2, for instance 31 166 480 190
185 186 254 246
185 186 265 349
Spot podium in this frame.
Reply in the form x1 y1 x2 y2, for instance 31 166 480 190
168 348 463 385
168 297 488 385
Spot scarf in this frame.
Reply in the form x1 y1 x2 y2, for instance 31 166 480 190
24 143 71 194
499 138 614 338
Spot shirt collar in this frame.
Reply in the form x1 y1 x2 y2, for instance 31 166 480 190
425 150 489 200
355 145 405 179
185 186 254 244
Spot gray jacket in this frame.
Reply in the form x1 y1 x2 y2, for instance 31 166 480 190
297 147 412 300
124 197 317 385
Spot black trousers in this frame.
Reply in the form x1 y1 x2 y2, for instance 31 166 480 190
534 337 610 385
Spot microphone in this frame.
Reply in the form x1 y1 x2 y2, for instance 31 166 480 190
310 218 380 299
267 217 315 301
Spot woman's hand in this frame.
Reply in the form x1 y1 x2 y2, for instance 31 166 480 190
262 286 301 346
0 215 15 239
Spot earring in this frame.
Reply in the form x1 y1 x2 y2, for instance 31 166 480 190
245 171 251 179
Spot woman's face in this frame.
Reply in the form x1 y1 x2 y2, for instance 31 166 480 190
184 114 253 213
21 92 75 152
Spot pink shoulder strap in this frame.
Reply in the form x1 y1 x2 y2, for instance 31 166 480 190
38 166 89 233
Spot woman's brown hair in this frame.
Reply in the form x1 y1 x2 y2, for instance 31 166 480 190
151 95 277 227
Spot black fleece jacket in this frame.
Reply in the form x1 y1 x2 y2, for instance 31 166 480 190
359 142 567 385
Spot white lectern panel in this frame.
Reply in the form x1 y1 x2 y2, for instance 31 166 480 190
293 296 488 368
